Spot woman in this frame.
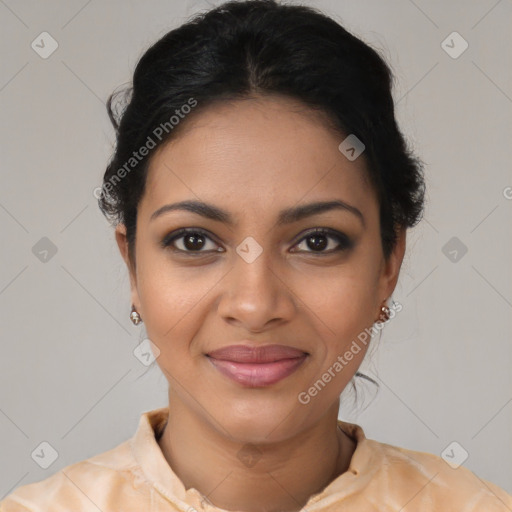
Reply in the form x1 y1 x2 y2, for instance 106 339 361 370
2 1 511 510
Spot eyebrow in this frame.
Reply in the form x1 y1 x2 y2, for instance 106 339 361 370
150 199 365 227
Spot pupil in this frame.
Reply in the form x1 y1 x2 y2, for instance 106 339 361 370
184 233 205 251
308 235 327 251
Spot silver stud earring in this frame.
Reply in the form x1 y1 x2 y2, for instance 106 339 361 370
130 305 142 325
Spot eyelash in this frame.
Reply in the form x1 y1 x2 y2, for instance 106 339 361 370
160 227 353 256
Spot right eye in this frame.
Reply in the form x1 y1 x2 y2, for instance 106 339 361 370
161 228 224 254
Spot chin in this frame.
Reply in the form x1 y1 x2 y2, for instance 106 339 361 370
213 403 306 444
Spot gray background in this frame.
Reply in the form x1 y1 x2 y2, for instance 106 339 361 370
1 0 511 499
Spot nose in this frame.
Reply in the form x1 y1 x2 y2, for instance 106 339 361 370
216 245 296 332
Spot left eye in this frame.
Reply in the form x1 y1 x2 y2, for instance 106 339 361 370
292 228 352 254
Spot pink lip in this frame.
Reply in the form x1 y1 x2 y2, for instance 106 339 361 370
206 344 308 387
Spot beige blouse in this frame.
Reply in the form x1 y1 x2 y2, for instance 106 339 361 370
1 406 511 511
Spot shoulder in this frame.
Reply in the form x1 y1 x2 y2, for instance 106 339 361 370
366 437 512 510
0 439 151 512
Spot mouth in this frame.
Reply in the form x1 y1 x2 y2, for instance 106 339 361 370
206 344 309 387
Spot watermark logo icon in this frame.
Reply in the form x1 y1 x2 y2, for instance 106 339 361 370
338 134 365 161
237 443 262 468
236 236 263 263
31 441 59 469
441 32 468 59
31 32 59 59
32 237 58 263
133 338 160 366
441 441 469 469
442 236 468 263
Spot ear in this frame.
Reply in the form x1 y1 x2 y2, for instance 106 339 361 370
115 223 141 312
377 226 406 307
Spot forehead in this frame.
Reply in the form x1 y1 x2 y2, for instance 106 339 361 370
141 95 376 222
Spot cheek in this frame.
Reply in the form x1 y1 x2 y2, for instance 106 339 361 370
295 277 377 406
303 258 380 336
298 252 381 379
135 252 222 355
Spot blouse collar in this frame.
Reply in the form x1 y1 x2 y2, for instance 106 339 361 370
130 406 379 510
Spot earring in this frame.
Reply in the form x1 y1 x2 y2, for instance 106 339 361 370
377 300 391 323
130 305 142 325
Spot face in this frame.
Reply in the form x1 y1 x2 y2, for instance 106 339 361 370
116 95 405 443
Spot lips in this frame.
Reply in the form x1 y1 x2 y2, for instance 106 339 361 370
206 344 308 363
206 344 308 387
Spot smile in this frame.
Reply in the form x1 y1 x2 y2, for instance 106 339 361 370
206 354 308 387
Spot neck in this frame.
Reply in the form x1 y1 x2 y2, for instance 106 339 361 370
157 399 356 512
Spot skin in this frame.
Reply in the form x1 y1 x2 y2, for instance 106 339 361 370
115 94 406 512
